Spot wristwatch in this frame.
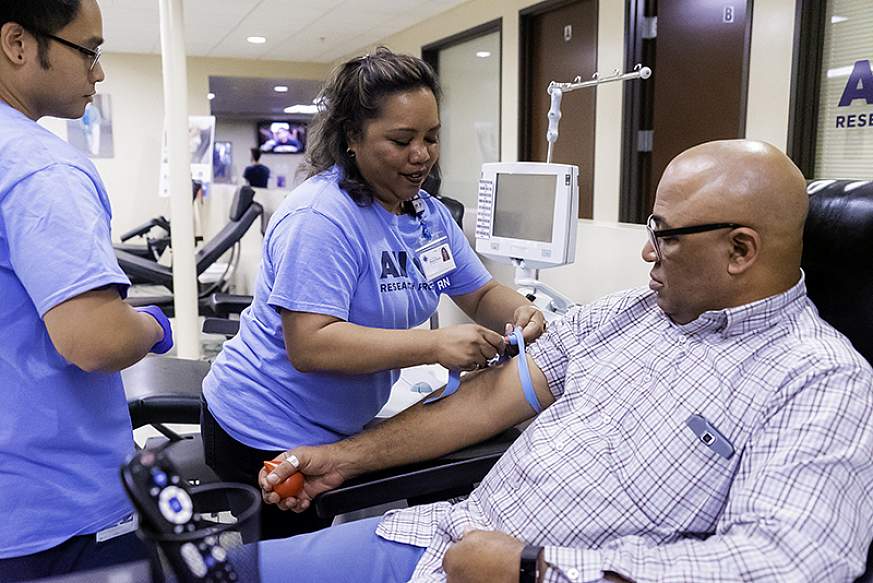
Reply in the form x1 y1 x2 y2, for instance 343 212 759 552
520 544 543 583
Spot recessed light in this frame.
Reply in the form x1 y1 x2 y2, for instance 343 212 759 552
476 51 491 58
207 92 215 100
247 36 267 44
274 85 289 93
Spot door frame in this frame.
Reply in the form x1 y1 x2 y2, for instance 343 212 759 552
786 0 827 177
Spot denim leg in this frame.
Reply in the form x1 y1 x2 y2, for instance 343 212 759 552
258 516 426 583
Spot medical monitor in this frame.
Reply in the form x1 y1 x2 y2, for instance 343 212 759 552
475 162 579 270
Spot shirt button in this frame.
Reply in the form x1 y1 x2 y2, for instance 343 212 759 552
566 567 581 581
678 336 687 345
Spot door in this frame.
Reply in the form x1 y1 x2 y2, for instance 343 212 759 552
621 0 753 223
520 0 598 219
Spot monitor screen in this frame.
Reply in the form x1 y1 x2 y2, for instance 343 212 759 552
257 120 307 154
492 173 556 242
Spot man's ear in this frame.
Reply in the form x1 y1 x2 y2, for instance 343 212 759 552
0 22 28 65
726 227 759 275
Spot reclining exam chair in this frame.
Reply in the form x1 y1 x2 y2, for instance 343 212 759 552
116 185 263 316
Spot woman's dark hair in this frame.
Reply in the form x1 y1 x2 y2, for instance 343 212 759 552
0 1 81 69
304 46 441 206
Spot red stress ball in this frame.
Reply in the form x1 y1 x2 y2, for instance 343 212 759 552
263 460 305 498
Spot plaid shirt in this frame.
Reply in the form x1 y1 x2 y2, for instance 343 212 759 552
377 275 873 582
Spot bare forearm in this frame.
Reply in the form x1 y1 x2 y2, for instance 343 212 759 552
86 307 162 371
458 282 534 332
332 361 542 478
287 321 439 374
45 289 162 372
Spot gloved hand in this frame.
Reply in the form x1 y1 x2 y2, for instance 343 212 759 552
135 305 174 354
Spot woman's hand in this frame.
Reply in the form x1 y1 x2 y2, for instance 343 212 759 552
259 445 348 513
432 324 505 371
506 305 546 345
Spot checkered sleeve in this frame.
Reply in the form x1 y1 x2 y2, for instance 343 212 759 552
537 363 873 583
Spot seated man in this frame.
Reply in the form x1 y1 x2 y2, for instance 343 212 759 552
257 140 873 583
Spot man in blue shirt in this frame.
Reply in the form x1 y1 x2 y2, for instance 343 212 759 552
243 147 270 188
0 2 173 580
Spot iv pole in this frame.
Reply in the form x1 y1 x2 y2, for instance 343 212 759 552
514 64 652 313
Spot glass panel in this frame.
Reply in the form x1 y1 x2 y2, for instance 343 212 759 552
436 31 501 208
814 0 873 179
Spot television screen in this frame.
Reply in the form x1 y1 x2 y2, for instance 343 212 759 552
257 120 307 154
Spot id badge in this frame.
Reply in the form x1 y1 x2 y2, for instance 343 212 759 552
417 236 456 282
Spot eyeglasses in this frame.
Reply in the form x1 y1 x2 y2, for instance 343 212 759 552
646 214 747 262
32 30 102 72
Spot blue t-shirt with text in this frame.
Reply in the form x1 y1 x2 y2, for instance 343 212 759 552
0 102 134 557
203 168 492 450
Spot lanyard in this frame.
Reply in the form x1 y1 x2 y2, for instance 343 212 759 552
410 196 432 241
423 327 542 414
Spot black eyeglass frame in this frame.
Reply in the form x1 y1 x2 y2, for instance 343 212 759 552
645 214 748 262
29 29 102 71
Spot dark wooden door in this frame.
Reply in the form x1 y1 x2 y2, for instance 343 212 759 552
521 0 598 218
622 0 752 222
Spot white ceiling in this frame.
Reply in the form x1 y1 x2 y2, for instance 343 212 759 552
99 0 468 63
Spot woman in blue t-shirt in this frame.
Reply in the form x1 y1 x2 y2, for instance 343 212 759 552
201 47 545 540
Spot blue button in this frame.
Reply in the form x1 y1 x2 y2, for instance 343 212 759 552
152 470 168 487
170 497 182 512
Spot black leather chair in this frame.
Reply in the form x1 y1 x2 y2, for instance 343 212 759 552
117 185 263 316
803 179 873 583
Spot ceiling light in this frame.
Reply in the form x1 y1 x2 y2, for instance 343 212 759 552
247 36 267 44
207 92 215 100
831 15 848 24
476 51 491 58
284 104 319 114
274 85 289 93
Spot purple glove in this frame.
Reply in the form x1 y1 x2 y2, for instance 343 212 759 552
136 305 174 354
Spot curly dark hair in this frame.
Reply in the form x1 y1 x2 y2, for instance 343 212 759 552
0 0 81 69
304 47 441 206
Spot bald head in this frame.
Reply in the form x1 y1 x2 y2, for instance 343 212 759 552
646 140 809 323
658 140 807 268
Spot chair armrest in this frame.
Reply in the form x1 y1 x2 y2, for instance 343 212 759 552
208 293 253 315
113 243 155 259
122 356 209 428
115 249 175 289
202 317 241 337
313 427 521 519
119 217 164 242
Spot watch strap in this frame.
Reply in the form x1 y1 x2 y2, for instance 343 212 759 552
520 544 542 583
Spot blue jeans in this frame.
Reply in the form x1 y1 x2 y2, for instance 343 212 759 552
258 516 426 583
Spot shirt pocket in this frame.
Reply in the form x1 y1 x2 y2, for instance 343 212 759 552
616 407 744 537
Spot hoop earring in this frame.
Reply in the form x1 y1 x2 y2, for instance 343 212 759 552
346 148 356 159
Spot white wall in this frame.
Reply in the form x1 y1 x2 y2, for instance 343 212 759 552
42 53 330 241
41 0 798 307
342 0 797 307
